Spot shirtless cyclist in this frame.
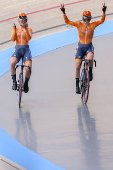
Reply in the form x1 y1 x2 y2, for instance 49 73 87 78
60 3 107 94
10 13 32 93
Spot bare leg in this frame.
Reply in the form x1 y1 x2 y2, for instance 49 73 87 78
86 53 94 81
86 52 94 67
10 57 18 75
25 62 32 78
75 59 82 78
24 61 32 93
75 59 82 94
10 57 18 90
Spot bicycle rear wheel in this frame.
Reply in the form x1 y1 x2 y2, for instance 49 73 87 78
81 69 90 104
18 73 23 108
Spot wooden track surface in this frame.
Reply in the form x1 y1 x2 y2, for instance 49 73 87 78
0 0 113 50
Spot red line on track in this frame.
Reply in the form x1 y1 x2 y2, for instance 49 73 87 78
0 0 91 23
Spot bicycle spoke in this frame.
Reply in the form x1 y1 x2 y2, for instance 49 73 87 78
82 70 90 104
18 73 23 108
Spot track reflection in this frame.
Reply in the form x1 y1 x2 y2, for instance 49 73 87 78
77 104 102 170
15 108 37 152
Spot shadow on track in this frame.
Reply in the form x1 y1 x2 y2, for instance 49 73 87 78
77 104 102 170
15 108 37 152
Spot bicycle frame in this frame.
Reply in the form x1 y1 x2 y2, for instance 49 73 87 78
80 59 96 104
15 58 24 107
15 58 31 108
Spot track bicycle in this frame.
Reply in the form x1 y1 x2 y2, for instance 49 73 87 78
79 58 96 104
15 57 31 108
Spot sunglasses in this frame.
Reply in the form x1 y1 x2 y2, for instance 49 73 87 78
83 16 92 21
19 16 27 22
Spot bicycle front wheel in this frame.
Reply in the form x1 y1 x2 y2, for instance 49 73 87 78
18 73 23 108
81 69 90 104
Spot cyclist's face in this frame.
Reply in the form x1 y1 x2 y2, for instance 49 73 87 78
83 20 90 25
19 17 27 26
82 16 91 23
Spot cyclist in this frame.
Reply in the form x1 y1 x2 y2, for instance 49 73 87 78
60 3 107 94
10 13 32 93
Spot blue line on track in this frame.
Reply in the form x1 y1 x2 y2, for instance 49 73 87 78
0 128 65 170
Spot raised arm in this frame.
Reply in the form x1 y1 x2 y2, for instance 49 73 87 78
24 23 32 41
102 2 107 15
60 3 66 15
60 3 79 27
11 24 17 41
93 3 107 27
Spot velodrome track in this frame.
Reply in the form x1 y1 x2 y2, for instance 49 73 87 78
0 0 113 170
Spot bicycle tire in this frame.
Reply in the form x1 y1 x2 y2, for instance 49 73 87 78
81 69 90 104
80 69 84 92
18 73 23 108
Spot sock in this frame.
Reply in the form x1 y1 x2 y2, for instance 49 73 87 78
75 78 79 86
11 74 16 83
24 77 30 85
89 67 92 73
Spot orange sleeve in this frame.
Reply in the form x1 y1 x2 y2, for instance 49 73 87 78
11 28 17 41
92 14 105 28
63 14 80 28
25 28 32 41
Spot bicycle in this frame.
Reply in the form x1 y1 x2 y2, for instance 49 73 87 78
15 57 31 108
79 58 96 104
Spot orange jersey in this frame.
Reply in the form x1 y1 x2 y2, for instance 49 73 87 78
11 27 32 45
63 15 105 44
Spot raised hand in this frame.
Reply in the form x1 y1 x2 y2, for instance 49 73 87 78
60 3 66 14
13 23 16 29
25 22 28 29
102 3 107 14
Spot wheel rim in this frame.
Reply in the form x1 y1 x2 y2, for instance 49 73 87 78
18 74 23 108
81 70 90 104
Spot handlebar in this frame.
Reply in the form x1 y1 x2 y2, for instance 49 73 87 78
15 64 30 69
82 59 97 67
15 64 31 73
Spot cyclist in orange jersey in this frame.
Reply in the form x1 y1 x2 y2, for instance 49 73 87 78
10 13 32 93
60 3 107 94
